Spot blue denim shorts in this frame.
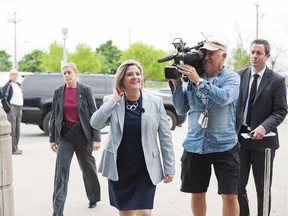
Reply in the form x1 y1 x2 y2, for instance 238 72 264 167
180 145 240 194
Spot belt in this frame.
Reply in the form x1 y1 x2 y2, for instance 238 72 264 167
61 122 81 134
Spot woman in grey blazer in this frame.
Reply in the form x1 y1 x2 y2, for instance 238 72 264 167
90 59 175 216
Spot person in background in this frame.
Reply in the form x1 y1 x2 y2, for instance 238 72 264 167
1 69 23 155
236 39 287 216
169 41 240 216
90 59 175 216
49 62 101 216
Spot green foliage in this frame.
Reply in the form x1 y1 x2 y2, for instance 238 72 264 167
0 50 12 71
228 46 250 71
121 42 170 81
96 40 121 74
68 44 102 73
14 39 268 80
18 50 44 72
39 41 63 72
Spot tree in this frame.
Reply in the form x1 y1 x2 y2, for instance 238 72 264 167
96 40 121 74
227 29 250 71
39 41 63 72
268 45 283 71
18 50 44 72
230 47 250 70
68 44 102 73
121 42 169 81
0 50 13 71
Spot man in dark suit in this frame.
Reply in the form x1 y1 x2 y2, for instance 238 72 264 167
236 39 287 216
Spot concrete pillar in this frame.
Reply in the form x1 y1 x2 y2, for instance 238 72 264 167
0 107 14 216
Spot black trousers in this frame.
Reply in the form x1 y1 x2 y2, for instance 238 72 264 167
238 127 275 216
52 127 100 216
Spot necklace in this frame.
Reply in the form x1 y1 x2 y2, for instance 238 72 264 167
126 101 138 110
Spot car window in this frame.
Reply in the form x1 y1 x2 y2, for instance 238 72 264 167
21 74 63 96
80 75 106 94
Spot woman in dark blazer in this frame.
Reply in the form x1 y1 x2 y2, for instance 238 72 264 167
90 59 175 216
49 62 101 216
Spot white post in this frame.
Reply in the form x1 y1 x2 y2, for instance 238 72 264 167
263 148 271 216
61 28 68 70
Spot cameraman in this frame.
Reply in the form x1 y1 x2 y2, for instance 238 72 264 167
169 41 240 216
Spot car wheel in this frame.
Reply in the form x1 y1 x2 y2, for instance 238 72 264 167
165 110 177 130
38 125 44 131
43 111 51 136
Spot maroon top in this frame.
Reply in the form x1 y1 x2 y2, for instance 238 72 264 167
63 87 80 125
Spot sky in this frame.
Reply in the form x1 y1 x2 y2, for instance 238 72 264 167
0 0 287 71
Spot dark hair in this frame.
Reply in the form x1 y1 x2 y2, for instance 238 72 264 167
251 39 270 55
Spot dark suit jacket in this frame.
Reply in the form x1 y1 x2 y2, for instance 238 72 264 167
1 80 22 113
49 83 101 144
236 67 287 152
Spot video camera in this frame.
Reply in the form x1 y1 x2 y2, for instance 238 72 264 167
157 38 206 79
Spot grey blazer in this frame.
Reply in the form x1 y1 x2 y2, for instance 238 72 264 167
90 92 175 185
49 83 101 144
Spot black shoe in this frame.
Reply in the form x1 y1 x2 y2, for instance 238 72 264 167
12 150 22 155
88 202 97 208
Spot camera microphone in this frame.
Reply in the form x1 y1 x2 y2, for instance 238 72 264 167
141 108 145 113
157 55 175 63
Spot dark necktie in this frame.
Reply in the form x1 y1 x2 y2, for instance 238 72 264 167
246 74 259 127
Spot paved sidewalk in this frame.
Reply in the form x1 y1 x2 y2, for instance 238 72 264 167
12 117 287 216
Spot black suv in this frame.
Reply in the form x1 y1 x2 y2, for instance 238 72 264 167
20 73 186 135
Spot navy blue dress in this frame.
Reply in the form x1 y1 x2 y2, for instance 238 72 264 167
108 98 156 210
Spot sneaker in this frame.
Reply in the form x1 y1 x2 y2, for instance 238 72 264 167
12 150 22 155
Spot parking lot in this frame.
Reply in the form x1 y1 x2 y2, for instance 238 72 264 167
11 117 287 216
